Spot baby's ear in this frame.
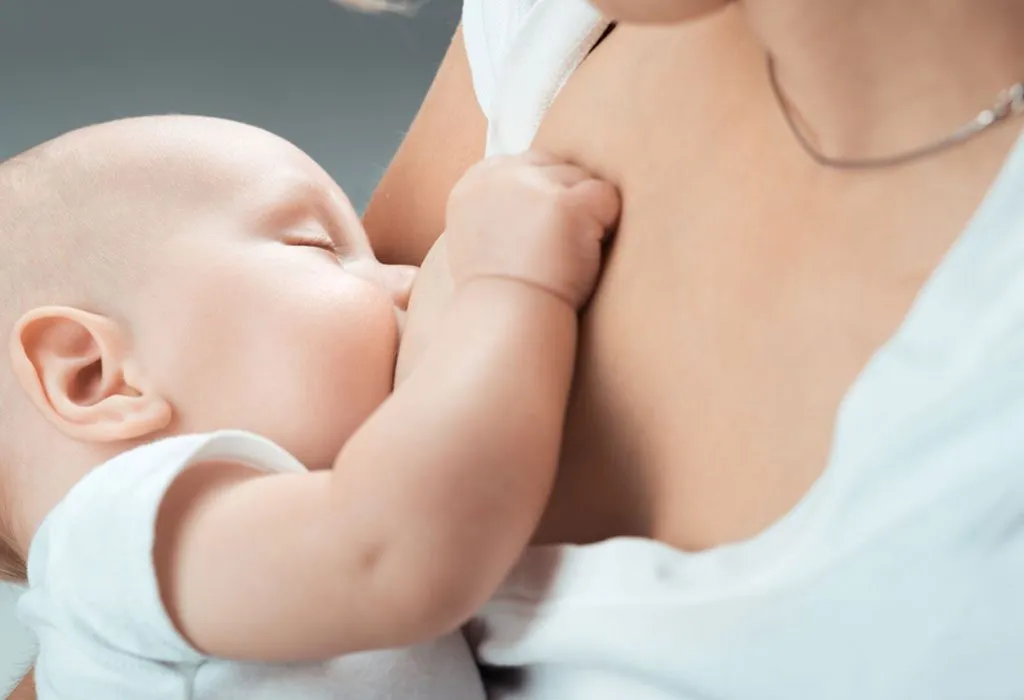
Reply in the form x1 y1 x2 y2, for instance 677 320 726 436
9 307 172 443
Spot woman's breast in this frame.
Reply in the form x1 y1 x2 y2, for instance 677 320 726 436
517 21 858 550
401 14 992 553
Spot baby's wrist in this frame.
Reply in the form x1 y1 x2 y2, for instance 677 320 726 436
454 273 581 313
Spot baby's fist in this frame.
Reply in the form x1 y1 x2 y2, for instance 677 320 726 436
445 152 619 310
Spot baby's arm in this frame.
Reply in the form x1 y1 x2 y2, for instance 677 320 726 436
155 153 619 662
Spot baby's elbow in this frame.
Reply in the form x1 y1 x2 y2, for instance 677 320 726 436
378 562 488 647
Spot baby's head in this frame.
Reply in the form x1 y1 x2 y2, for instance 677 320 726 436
0 115 415 580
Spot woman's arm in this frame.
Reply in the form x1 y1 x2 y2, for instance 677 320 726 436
362 24 487 265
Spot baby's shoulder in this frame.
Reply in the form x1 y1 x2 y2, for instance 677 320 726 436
26 431 305 585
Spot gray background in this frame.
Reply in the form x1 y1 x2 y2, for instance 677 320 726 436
0 0 460 690
1 0 460 209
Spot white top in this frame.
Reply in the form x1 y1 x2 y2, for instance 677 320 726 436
462 0 608 156
18 431 485 700
462 1 1024 698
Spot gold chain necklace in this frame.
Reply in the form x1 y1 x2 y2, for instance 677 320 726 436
767 55 1024 170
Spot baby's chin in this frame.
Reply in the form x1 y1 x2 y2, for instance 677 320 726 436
284 407 379 471
393 334 415 390
295 437 351 471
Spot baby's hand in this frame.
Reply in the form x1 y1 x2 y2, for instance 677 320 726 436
444 152 620 310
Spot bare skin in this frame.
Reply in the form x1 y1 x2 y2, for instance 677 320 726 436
0 119 618 673
387 0 1024 552
8 0 1024 696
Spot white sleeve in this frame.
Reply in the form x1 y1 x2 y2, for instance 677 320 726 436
461 0 610 155
19 431 307 699
461 0 541 120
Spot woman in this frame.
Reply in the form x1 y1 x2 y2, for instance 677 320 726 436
373 0 1024 698
10 0 1024 697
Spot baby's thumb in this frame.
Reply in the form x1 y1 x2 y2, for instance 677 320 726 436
568 179 621 238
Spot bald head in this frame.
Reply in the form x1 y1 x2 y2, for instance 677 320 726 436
0 115 347 443
0 115 327 323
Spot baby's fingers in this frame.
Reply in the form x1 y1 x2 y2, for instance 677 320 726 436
566 179 621 236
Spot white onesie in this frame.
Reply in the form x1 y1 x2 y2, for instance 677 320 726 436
463 1 1024 699
18 431 486 700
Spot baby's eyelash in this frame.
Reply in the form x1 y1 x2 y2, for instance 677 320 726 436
286 226 340 253
299 238 339 253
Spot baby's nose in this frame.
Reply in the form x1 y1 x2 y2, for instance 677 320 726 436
347 258 417 311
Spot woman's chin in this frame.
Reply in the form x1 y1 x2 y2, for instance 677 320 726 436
589 0 733 25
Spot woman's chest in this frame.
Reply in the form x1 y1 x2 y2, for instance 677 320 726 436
516 22 1008 550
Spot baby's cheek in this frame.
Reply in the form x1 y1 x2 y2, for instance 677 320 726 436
394 237 454 387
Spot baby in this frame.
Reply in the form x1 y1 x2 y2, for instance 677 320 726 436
0 115 618 698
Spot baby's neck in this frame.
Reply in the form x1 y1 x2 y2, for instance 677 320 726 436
8 431 115 565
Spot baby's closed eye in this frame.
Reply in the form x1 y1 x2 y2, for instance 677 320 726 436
284 223 341 255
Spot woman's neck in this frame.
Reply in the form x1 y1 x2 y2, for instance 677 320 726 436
742 0 1024 160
